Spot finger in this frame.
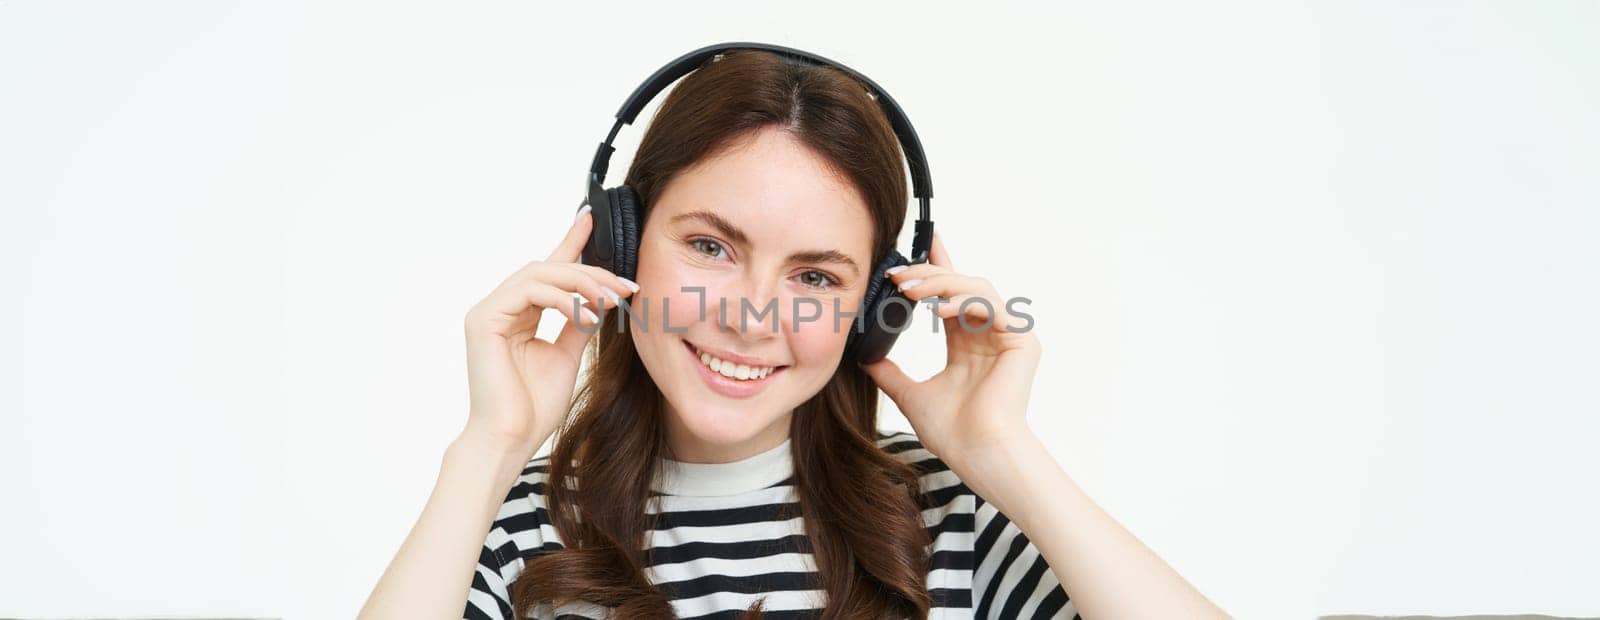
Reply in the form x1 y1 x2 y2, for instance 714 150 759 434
955 295 1025 332
928 292 985 319
929 294 978 319
927 230 954 270
553 314 597 362
565 262 641 296
895 272 991 302
859 355 917 407
546 205 595 263
898 275 1019 331
884 262 951 286
514 263 629 312
504 280 601 329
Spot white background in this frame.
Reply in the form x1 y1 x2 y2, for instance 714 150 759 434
4 1 1596 618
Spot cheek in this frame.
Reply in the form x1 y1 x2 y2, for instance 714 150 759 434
784 294 856 365
632 248 741 335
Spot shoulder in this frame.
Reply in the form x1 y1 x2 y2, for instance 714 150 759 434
488 453 563 557
468 454 565 619
875 427 948 476
875 428 971 512
510 452 554 508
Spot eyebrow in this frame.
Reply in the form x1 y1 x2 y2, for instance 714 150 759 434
669 210 862 277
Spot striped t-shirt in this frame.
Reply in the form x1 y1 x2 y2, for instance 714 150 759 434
466 430 1078 619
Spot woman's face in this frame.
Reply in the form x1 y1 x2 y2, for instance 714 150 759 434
629 126 875 463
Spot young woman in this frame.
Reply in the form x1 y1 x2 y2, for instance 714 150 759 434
360 48 1225 619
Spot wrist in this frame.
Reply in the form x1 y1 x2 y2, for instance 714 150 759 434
945 421 1037 472
450 425 541 479
946 430 1053 519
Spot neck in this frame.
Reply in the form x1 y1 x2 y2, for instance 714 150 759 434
663 409 793 463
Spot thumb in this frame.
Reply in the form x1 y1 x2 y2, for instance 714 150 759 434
553 311 598 363
859 356 916 407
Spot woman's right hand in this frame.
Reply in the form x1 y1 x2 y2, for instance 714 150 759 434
460 205 637 456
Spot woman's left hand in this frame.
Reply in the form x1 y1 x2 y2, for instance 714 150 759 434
860 232 1042 464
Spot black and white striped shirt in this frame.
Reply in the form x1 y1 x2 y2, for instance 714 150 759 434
466 430 1077 619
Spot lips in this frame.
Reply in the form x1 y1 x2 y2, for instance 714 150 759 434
683 340 787 399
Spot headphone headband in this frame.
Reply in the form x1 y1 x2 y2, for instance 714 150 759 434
586 41 935 263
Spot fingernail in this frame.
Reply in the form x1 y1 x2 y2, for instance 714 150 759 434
897 278 921 291
885 265 908 276
574 203 592 222
580 307 599 324
618 277 640 293
601 287 622 304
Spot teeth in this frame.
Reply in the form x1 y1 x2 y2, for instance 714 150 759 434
694 346 775 381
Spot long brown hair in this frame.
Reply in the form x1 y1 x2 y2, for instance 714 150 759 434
512 49 931 619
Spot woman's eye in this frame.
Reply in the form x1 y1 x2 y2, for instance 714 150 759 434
798 270 837 290
689 238 726 259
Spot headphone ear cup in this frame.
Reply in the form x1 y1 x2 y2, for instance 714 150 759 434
849 249 912 364
604 185 642 282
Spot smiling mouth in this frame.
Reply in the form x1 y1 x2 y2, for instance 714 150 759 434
683 340 788 382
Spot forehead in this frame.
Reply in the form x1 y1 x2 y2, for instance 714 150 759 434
648 128 873 257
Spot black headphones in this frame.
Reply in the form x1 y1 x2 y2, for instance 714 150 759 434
578 42 935 364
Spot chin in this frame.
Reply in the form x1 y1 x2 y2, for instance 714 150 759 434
675 405 782 446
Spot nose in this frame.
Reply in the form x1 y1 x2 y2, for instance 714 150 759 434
718 270 783 341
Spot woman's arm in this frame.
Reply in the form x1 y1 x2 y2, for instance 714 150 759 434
358 427 541 619
359 209 623 617
863 232 1225 617
950 432 1227 619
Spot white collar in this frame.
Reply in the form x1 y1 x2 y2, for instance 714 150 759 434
653 438 794 497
